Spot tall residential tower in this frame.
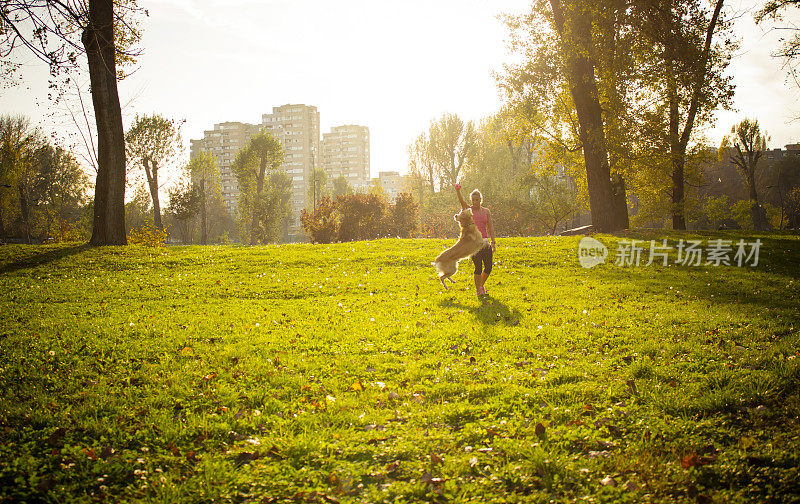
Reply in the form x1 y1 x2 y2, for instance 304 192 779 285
262 104 320 238
321 125 370 191
189 121 260 214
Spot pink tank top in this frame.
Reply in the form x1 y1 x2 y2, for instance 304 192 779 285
471 206 489 238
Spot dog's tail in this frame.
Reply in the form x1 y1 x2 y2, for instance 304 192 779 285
432 260 445 276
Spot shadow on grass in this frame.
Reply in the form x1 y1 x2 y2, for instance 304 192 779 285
587 233 800 321
440 295 523 326
0 244 91 275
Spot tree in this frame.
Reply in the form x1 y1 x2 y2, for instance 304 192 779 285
428 114 477 187
500 0 628 232
0 1 144 245
187 152 220 245
757 0 800 89
500 0 735 231
332 175 353 197
388 192 419 238
124 181 151 233
231 132 287 244
408 132 437 194
300 195 340 244
125 114 182 230
32 143 90 240
631 0 731 229
337 193 387 242
166 178 199 244
770 154 800 228
0 115 39 239
720 119 771 230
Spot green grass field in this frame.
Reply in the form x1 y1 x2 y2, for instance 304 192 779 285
1 232 799 503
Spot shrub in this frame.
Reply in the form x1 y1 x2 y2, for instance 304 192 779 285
300 196 341 244
387 193 419 238
128 222 168 247
337 193 387 241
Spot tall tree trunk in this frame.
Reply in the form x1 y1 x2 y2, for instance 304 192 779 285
550 0 626 232
143 159 163 230
250 156 268 245
670 0 725 230
747 171 769 230
83 0 127 245
668 63 687 230
200 179 207 245
18 184 30 244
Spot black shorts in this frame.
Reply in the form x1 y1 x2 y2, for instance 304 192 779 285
472 245 493 275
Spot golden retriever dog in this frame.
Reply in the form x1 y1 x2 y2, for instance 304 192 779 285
433 207 490 289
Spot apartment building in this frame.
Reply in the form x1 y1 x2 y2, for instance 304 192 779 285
376 171 403 201
262 104 320 238
189 121 260 214
321 125 370 190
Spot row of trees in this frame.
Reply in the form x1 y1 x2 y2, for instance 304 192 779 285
1 0 143 245
300 193 419 244
407 109 800 237
404 0 800 237
0 116 91 242
489 0 738 233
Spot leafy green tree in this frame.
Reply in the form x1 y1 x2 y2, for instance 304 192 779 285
428 114 477 186
0 115 40 239
0 1 145 245
33 144 90 240
702 195 730 229
166 178 199 244
630 0 731 229
125 114 183 230
525 172 582 235
387 192 419 238
332 175 353 197
720 119 771 230
187 152 221 245
231 132 287 244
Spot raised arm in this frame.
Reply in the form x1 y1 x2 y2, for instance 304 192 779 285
455 183 468 209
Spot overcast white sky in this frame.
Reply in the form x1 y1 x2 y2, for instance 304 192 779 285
0 0 798 180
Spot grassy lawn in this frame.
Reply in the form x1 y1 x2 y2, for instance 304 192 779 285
1 232 799 503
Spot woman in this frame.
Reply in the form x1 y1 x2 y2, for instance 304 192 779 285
455 183 496 296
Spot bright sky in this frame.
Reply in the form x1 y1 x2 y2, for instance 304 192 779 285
0 0 798 182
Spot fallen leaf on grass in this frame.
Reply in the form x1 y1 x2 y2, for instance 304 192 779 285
600 475 617 487
350 381 364 392
535 423 546 439
681 452 717 469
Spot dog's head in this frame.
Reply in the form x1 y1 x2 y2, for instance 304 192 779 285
454 207 474 227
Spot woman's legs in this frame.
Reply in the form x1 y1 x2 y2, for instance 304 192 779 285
478 247 493 292
472 253 484 294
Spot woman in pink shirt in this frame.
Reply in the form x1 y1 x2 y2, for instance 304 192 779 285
455 183 496 296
